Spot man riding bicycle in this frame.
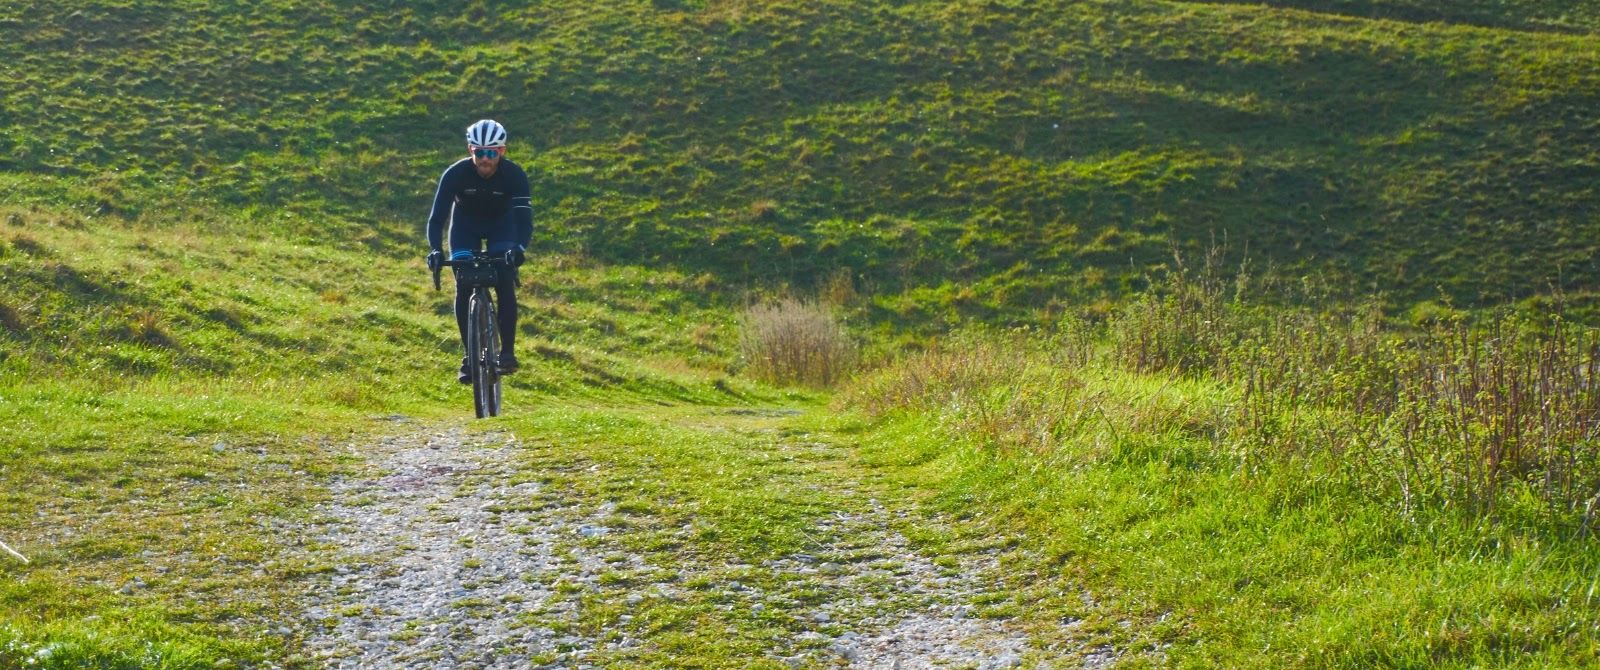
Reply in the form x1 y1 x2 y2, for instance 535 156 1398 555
425 119 532 383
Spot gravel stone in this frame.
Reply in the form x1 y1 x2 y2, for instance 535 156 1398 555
297 428 611 669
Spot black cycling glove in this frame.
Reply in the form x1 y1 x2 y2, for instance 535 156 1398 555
426 249 443 273
505 246 526 268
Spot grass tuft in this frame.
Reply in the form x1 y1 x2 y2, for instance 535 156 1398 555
739 298 856 389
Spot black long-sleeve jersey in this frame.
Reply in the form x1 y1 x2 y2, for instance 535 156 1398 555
425 157 533 250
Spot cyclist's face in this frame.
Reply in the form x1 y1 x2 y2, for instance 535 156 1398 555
470 145 504 176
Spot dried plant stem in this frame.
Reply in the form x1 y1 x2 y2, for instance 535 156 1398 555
1577 487 1600 541
0 538 27 564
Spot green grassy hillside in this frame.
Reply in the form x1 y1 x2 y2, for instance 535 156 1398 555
0 205 747 398
3 0 1597 323
0 208 778 668
3 0 1599 667
1188 0 1599 33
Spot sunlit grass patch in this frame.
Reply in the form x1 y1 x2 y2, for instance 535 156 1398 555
843 303 1600 667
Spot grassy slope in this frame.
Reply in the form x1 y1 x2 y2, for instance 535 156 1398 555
2 0 1598 322
841 345 1600 668
1182 0 1600 33
3 0 1599 667
0 207 776 668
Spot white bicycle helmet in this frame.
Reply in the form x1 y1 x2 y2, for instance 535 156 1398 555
466 119 508 147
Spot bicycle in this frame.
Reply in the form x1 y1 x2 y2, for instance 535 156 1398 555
433 253 512 418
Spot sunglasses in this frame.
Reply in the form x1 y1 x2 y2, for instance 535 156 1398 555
471 146 504 159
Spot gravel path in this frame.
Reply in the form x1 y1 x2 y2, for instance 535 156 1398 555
299 427 605 668
295 422 1099 668
761 498 1037 669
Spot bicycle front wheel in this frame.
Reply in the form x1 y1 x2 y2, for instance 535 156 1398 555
469 289 502 418
484 298 502 416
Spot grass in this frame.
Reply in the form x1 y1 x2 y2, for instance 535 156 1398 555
924 415 1600 668
3 0 1599 324
3 0 1599 666
1181 0 1600 33
0 207 766 667
503 404 830 561
0 378 365 669
486 402 1106 668
738 298 858 388
490 404 844 668
838 301 1600 667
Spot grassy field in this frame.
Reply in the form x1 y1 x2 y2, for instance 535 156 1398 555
3 0 1599 667
0 207 772 667
839 308 1600 667
3 0 1599 320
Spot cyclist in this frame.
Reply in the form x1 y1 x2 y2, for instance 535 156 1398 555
425 119 532 383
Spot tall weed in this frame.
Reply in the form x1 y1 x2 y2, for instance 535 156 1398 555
855 265 1600 534
738 298 856 388
1113 264 1600 529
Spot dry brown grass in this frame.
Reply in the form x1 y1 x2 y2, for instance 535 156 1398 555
847 259 1600 533
739 298 856 388
841 331 1126 456
819 267 859 308
1106 264 1600 526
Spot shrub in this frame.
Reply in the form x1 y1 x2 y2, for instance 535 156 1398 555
738 298 856 388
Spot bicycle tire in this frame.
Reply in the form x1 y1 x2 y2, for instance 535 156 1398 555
469 290 498 418
468 291 485 418
484 297 502 416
